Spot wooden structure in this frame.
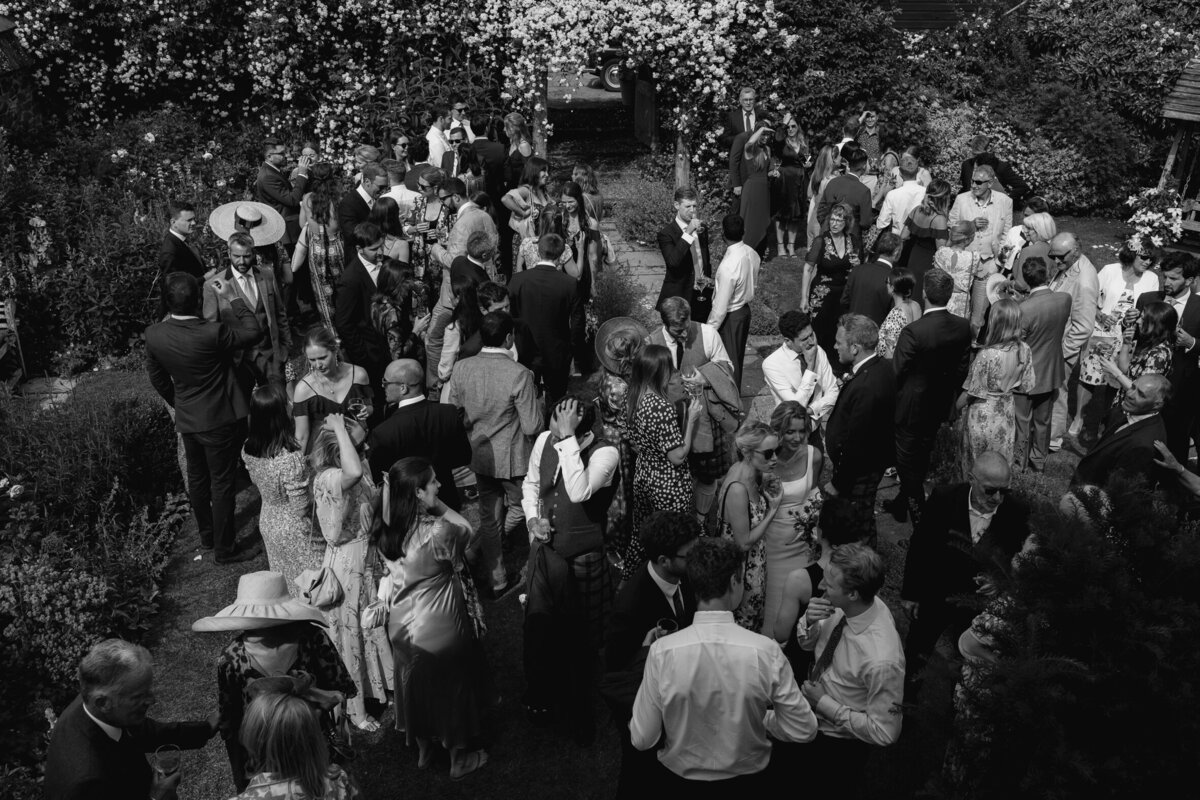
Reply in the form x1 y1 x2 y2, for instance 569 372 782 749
1160 58 1200 252
893 0 990 29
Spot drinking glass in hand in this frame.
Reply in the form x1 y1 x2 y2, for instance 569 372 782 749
153 745 181 778
346 399 369 423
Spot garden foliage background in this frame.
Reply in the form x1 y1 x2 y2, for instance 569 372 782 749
0 0 1198 796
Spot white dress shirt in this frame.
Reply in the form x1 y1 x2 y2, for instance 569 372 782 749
647 561 686 613
355 184 374 209
876 180 926 235
358 254 380 286
631 609 818 779
707 241 760 328
82 703 123 742
426 124 449 167
761 343 840 423
384 185 421 218
236 270 258 306
521 431 619 522
449 118 477 143
660 323 732 372
797 596 906 746
948 189 1013 264
967 489 998 544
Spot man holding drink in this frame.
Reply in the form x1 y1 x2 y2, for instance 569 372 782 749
949 164 1012 329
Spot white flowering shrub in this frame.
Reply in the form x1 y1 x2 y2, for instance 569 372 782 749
1125 186 1185 253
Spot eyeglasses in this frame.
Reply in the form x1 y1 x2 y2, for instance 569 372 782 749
438 193 453 200
971 178 991 185
1047 252 1068 261
449 139 465 146
977 484 1011 497
396 142 410 149
755 448 777 460
418 182 431 189
454 106 469 113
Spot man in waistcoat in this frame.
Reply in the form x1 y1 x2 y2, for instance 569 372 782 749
646 297 740 518
520 393 620 745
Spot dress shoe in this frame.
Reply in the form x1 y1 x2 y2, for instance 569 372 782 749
216 542 262 565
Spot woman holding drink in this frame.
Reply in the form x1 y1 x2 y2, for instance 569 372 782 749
293 327 374 454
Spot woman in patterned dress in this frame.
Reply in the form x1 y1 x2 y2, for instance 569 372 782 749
802 201 864 362
957 299 1035 475
404 168 454 289
242 384 321 594
717 420 784 632
1100 300 1176 416
291 163 343 331
877 267 922 360
503 156 552 269
375 456 491 780
624 345 703 581
310 413 393 731
231 689 358 800
934 221 981 320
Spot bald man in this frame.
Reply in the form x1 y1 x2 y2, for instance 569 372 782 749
900 451 1029 685
366 359 472 510
1072 373 1170 489
1045 232 1099 450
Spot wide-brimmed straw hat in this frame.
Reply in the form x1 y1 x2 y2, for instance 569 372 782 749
595 316 649 378
209 201 285 246
192 571 327 632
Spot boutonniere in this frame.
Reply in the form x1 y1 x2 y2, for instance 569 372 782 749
694 274 713 291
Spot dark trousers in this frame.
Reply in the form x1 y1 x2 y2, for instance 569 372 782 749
902 598 976 682
1014 389 1055 471
541 359 570 407
181 420 243 556
894 427 935 518
788 732 871 796
652 759 769 796
718 304 752 389
1163 393 1199 464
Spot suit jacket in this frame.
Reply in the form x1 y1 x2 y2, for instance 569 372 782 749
435 202 498 272
439 149 471 179
507 263 584 375
959 154 1029 205
1138 291 1200 397
826 355 897 492
44 695 213 800
1073 414 1167 488
450 255 490 286
333 259 388 378
255 163 308 245
336 190 372 265
202 266 290 379
656 221 711 311
446 350 545 478
156 232 206 280
368 398 472 510
720 105 765 150
1017 288 1072 395
901 483 1029 605
471 137 507 202
841 259 894 326
604 562 696 673
893 309 972 433
817 173 875 230
145 299 261 433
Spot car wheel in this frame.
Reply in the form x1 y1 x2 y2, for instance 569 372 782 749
601 59 622 92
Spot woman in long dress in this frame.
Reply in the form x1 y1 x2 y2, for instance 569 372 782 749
802 201 864 362
957 299 1035 473
933 220 981 319
717 420 784 632
877 267 923 360
560 181 601 303
806 145 839 246
761 402 824 639
374 456 490 780
771 112 810 257
291 163 343 331
735 123 774 254
311 413 393 731
900 178 952 304
503 156 551 269
242 384 321 594
404 168 454 289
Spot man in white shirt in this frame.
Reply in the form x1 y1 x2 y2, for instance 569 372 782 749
425 104 452 168
798 543 905 792
521 395 619 744
949 164 1013 330
707 213 761 387
1045 232 1100 450
631 536 818 789
875 153 926 235
761 309 839 434
381 158 421 218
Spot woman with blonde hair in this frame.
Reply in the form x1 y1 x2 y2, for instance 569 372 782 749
900 178 952 304
956 299 1035 473
233 687 357 799
1011 210 1058 292
805 144 840 244
717 419 784 631
933 220 980 319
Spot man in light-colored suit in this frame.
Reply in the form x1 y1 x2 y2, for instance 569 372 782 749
1014 256 1072 472
446 310 545 594
1045 232 1100 450
202 231 290 386
949 164 1013 332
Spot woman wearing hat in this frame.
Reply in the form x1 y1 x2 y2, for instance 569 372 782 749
193 571 355 792
374 456 490 780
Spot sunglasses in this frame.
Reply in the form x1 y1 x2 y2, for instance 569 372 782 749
979 484 1011 497
418 182 431 189
449 139 465 145
755 448 777 460
1048 252 1068 261
971 178 991 185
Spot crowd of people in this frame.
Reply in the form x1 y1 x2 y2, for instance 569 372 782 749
44 96 1200 800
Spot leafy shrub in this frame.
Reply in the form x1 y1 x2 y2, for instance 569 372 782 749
590 268 657 332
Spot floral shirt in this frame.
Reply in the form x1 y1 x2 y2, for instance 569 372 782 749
229 767 358 800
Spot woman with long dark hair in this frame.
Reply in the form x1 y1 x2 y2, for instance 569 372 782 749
243 384 319 592
622 344 703 579
503 155 551 268
771 112 811 257
368 195 410 264
899 178 952 302
736 121 775 254
292 162 343 330
559 180 601 300
1101 299 1176 415
370 258 429 365
403 167 453 286
374 456 490 780
436 275 484 384
514 201 571 273
801 201 864 360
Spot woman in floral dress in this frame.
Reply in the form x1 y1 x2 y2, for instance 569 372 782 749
717 420 784 631
242 384 321 594
957 300 1035 475
1101 300 1176 416
934 221 980 319
877 267 922 359
503 156 552 269
625 345 703 581
404 168 454 288
291 163 343 331
802 201 863 362
311 413 393 731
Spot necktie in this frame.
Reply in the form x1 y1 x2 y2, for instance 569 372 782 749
671 588 684 619
744 112 751 132
809 617 847 682
241 273 258 306
673 339 684 369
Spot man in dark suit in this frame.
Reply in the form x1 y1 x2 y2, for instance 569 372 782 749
470 112 507 207
656 187 712 314
816 144 875 231
334 222 389 407
507 233 584 404
901 451 1029 682
145 272 262 563
841 230 900 326
439 127 471 179
1073 373 1170 488
824 313 897 545
337 163 388 265
1014 257 1071 472
604 510 699 800
1137 252 1200 462
156 200 207 281
719 86 764 152
202 232 290 387
255 138 311 257
888 268 972 523
44 639 217 800
368 358 472 510
959 134 1029 206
